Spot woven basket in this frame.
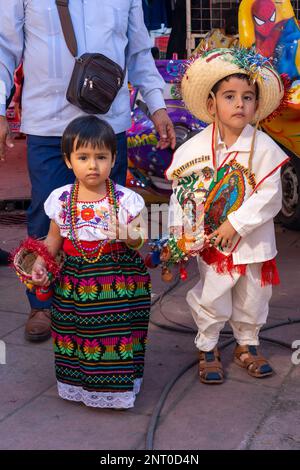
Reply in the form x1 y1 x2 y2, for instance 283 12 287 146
14 246 65 289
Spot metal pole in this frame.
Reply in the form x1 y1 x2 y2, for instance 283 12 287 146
186 0 192 57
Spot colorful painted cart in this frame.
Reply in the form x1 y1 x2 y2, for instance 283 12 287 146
183 0 300 228
239 0 300 228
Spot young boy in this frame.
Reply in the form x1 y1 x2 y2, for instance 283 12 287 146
166 48 289 384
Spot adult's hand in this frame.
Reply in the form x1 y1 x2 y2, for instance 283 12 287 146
0 115 14 162
151 108 176 150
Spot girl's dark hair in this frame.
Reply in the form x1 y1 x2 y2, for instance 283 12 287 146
211 73 259 99
62 116 117 161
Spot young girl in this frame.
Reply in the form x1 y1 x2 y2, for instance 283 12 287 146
31 116 151 409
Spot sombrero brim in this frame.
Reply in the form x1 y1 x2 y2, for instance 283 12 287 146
181 49 284 124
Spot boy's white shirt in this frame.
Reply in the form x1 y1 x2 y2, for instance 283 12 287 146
167 124 289 265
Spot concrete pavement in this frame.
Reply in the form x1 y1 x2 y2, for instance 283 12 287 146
0 222 300 450
0 140 300 450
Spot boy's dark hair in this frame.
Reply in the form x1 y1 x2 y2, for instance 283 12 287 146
62 116 117 161
211 73 259 99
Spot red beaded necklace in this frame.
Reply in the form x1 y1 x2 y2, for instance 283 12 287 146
69 179 119 263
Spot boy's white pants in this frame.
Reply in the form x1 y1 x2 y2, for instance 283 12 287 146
187 257 272 352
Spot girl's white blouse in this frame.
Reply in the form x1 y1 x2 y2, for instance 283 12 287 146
44 183 145 241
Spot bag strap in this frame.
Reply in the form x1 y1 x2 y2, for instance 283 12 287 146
55 0 78 57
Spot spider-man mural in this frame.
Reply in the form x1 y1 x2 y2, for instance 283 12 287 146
252 0 282 57
239 0 300 81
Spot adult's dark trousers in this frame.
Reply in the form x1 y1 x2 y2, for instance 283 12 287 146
26 131 127 309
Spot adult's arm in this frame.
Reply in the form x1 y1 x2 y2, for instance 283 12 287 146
0 0 24 159
126 0 176 149
0 0 24 116
126 0 165 115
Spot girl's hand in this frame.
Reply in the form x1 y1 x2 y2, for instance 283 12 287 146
32 260 50 286
101 220 142 243
208 220 237 249
100 218 120 240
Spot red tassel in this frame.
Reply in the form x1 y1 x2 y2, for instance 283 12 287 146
261 259 280 286
179 266 188 281
201 246 246 277
201 248 279 285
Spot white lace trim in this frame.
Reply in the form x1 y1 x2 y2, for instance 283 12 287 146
57 379 142 409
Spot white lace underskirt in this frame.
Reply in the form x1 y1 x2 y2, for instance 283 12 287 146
57 379 142 409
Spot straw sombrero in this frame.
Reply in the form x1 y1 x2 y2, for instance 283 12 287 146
181 48 284 124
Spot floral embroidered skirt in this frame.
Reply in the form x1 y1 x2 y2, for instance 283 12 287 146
51 246 151 409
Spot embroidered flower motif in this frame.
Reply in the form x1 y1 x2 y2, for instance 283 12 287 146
78 279 98 301
60 276 72 298
59 191 70 202
57 191 71 224
75 336 83 347
52 336 60 353
81 205 95 221
83 339 102 360
57 335 74 356
58 203 67 224
77 349 85 360
115 189 124 200
113 276 126 297
125 276 137 298
95 207 110 220
117 337 133 360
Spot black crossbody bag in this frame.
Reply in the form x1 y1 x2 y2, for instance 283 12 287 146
56 0 125 114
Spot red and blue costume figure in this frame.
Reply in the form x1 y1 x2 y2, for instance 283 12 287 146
239 0 300 81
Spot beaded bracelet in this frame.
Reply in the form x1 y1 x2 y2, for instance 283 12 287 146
126 230 145 251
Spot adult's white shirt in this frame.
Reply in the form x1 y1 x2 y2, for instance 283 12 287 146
0 0 165 136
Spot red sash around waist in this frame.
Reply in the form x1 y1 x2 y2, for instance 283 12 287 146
201 245 280 286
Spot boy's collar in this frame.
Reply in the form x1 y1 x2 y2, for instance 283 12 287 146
216 124 255 153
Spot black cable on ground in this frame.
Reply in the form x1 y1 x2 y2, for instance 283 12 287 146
145 333 297 450
151 276 180 308
145 338 235 450
151 288 300 336
150 276 195 334
259 336 293 349
147 280 300 450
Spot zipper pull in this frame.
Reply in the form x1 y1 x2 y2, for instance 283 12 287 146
83 78 88 87
89 80 93 90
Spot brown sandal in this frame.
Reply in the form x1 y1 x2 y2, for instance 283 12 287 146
199 347 224 384
234 344 274 378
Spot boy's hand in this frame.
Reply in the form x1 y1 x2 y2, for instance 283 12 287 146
32 261 50 286
208 220 237 249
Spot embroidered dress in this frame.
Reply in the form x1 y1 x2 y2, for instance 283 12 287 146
44 183 151 409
